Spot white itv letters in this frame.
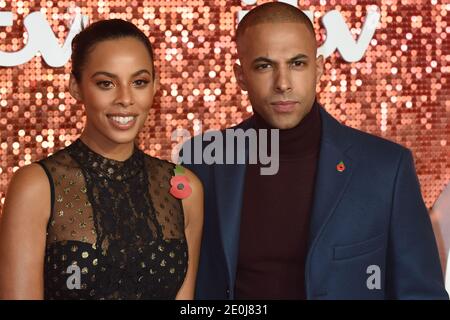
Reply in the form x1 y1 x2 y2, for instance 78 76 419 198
0 1 380 68
0 11 88 67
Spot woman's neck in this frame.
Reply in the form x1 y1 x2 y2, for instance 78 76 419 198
79 131 135 162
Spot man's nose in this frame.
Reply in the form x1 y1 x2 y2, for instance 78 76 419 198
274 67 293 93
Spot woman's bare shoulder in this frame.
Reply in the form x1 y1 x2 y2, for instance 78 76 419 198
2 163 51 221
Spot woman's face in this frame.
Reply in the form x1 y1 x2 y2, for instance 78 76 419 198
70 37 157 146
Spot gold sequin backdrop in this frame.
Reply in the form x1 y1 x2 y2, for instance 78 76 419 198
0 0 448 211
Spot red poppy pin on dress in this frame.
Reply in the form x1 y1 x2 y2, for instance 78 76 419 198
336 161 346 172
170 165 192 199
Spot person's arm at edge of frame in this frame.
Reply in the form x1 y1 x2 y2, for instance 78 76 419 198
175 167 204 300
0 164 50 299
386 149 449 299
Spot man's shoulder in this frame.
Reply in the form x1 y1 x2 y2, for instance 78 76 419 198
339 122 416 179
321 108 409 160
343 123 407 154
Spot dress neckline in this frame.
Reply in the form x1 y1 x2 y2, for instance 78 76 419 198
67 138 144 181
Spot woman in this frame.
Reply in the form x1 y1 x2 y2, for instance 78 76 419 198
0 19 203 299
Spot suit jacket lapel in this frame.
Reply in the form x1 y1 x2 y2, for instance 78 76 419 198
214 163 246 287
305 107 361 298
214 118 253 286
308 107 359 254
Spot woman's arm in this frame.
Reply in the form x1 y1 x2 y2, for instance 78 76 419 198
175 167 204 300
0 164 51 299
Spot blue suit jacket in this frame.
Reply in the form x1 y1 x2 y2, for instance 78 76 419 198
183 106 448 300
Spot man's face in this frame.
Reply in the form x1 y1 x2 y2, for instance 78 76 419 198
235 22 323 129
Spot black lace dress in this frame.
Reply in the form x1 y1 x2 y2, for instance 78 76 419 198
37 139 188 299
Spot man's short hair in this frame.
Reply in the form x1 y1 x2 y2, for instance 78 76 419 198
236 2 316 46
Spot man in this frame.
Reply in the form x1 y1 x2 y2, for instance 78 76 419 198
182 2 448 299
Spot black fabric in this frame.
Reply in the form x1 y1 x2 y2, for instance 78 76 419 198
39 139 188 299
36 161 55 214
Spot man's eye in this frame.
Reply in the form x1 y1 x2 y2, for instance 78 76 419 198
133 79 150 87
255 63 271 70
292 60 306 67
96 81 114 89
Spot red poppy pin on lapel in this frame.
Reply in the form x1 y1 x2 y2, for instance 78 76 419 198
336 161 346 172
170 165 192 199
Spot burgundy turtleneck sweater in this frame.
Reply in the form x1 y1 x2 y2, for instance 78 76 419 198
235 102 322 299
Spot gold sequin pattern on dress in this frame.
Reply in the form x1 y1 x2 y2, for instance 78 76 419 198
40 140 188 299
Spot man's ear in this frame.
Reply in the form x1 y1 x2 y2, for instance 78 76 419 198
69 75 83 101
233 61 248 91
315 54 324 84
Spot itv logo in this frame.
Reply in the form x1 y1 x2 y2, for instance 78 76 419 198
0 1 380 67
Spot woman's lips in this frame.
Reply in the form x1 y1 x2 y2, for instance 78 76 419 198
107 115 138 130
270 101 298 113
